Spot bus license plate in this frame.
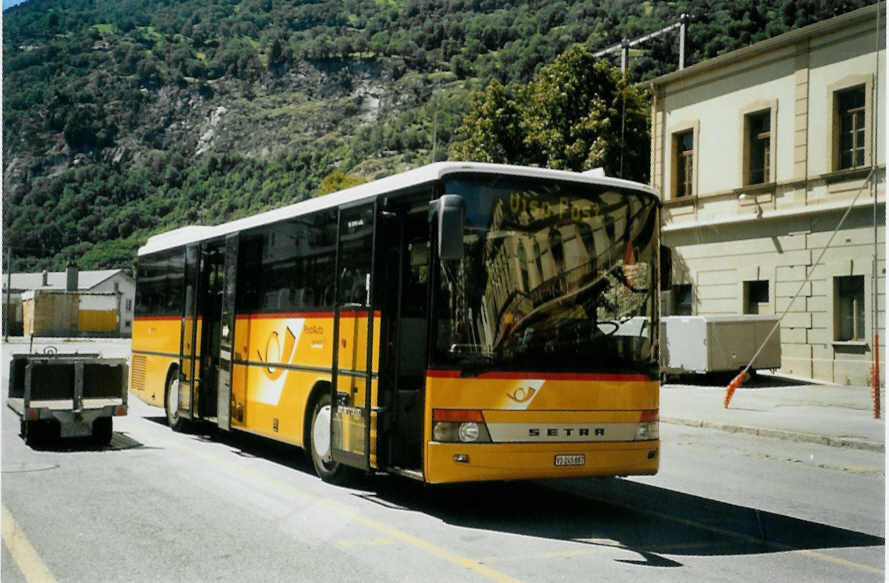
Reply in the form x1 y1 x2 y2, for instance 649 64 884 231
554 454 585 467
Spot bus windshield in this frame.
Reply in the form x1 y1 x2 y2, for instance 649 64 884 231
433 174 660 377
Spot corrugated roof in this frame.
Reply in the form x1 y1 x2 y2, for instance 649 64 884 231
5 269 129 292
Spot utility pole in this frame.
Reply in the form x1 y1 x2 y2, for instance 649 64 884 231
619 38 629 177
432 93 439 162
679 13 688 70
871 3 882 418
4 246 12 341
620 38 629 75
595 13 690 75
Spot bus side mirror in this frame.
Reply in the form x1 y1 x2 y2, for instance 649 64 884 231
660 245 673 291
431 195 465 261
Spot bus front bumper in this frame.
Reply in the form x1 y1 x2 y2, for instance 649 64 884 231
425 440 659 484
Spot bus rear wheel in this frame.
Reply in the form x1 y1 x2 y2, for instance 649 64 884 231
309 394 354 484
165 367 187 432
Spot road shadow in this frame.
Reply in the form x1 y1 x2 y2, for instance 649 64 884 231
665 371 811 389
144 415 318 474
357 475 883 567
22 431 146 452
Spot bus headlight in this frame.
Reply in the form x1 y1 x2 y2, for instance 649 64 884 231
457 422 480 442
635 421 659 440
432 410 491 443
634 410 659 441
432 421 454 442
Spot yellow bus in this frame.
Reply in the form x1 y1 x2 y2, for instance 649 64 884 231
130 162 665 484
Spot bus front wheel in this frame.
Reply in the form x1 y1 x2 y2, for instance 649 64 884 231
165 368 187 432
309 394 354 484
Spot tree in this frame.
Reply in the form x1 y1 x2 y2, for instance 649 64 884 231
449 44 650 181
524 45 649 178
449 80 525 164
315 171 368 197
268 37 285 67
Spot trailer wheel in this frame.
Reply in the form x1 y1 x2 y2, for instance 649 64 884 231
23 420 58 447
165 367 187 432
309 393 354 484
91 417 113 446
23 420 39 446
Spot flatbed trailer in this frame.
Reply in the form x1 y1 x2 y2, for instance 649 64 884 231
7 352 128 446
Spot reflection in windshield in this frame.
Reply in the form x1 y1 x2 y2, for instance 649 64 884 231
435 176 660 377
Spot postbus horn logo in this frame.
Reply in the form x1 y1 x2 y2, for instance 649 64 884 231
507 386 536 403
257 326 297 380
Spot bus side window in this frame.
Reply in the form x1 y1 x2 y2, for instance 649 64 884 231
237 235 263 313
340 268 367 306
404 242 428 317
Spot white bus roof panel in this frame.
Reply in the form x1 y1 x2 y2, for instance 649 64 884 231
138 162 659 256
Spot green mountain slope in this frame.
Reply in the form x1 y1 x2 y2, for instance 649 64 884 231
2 0 871 270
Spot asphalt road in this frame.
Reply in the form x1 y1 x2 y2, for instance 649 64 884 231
1 339 884 582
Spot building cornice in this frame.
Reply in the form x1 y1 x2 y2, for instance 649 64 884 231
663 195 884 233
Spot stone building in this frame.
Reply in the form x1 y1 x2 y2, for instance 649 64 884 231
649 3 885 384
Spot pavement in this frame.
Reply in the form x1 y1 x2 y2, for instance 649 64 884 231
661 372 886 452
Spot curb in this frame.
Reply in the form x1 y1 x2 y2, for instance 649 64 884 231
662 416 885 453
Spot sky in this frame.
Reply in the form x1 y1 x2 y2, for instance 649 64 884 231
3 0 29 10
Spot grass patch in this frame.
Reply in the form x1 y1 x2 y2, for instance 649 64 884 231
90 23 114 35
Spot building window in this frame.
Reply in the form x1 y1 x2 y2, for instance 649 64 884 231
835 275 865 341
672 284 692 315
745 110 771 185
126 299 133 312
673 130 695 198
836 86 866 169
743 280 770 315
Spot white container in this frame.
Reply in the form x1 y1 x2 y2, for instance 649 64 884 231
661 315 781 374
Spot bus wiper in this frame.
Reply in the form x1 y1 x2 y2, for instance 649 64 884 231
493 275 610 352
459 356 497 377
450 345 496 377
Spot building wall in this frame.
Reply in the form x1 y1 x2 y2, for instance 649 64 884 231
666 207 883 383
23 292 78 337
651 5 885 385
78 294 119 334
20 296 35 337
89 273 135 337
2 294 24 336
22 291 120 338
653 14 885 207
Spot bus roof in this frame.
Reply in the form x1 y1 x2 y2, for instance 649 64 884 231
138 162 659 256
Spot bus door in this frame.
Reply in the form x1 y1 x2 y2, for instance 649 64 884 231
193 236 237 429
178 245 201 421
331 201 378 471
377 203 430 475
216 234 238 430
